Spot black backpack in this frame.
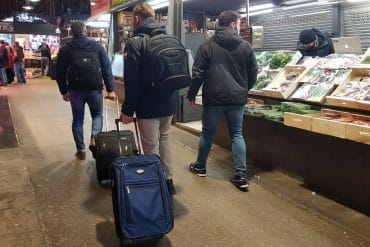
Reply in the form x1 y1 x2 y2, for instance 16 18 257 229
142 33 191 93
67 41 102 89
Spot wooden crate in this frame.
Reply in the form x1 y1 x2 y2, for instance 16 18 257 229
284 112 318 131
262 65 307 99
345 114 370 145
311 109 352 139
357 100 370 111
326 96 359 109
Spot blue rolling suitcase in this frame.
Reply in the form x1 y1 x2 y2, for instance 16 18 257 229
111 118 174 241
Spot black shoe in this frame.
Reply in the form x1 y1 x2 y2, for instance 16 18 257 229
189 162 206 177
230 174 249 191
166 179 176 195
89 144 97 159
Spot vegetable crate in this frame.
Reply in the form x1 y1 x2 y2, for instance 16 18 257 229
262 65 307 99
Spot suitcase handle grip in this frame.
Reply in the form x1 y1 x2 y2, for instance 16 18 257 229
115 118 141 155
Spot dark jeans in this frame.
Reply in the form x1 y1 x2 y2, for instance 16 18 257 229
14 62 26 83
69 90 103 151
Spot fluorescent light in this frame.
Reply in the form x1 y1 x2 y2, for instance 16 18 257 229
86 21 109 28
148 0 188 10
249 9 274 16
98 13 111 21
29 0 40 2
347 0 368 2
23 5 33 10
91 2 96 6
239 3 275 12
282 2 318 10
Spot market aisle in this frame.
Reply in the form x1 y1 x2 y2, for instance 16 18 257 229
0 78 369 247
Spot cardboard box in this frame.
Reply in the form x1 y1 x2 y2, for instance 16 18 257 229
262 65 307 99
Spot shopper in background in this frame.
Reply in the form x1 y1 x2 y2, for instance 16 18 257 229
0 40 8 86
187 10 257 191
56 21 116 160
297 28 334 57
39 42 51 76
6 46 14 84
13 41 26 84
120 3 177 195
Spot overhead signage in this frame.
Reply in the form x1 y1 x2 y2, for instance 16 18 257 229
91 0 110 16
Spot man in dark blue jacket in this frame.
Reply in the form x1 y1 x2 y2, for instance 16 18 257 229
56 22 116 160
120 3 177 195
187 11 257 191
297 28 334 57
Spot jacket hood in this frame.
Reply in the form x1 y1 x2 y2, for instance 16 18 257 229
212 27 243 49
133 17 166 36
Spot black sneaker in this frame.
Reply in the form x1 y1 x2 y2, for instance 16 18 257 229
189 162 206 177
230 174 249 190
166 179 176 196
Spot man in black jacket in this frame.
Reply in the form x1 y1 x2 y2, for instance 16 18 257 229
56 22 116 160
187 10 257 190
297 28 334 57
120 3 177 195
0 40 8 86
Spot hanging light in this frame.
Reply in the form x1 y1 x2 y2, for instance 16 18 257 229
23 4 34 10
29 0 41 2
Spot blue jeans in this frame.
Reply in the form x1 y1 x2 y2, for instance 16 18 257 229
196 105 247 176
0 67 7 85
14 62 26 83
69 90 103 151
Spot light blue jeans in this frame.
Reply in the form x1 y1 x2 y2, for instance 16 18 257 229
196 105 247 176
69 90 103 151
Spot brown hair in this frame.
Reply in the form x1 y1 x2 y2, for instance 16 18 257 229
218 11 241 27
133 3 155 19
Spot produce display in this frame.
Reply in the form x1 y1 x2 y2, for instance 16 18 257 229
331 80 370 100
321 111 370 127
270 72 300 92
362 56 370 64
301 54 361 68
269 53 292 69
301 68 350 85
291 83 334 102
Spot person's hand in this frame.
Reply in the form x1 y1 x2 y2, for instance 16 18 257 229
63 93 70 102
120 112 133 124
106 91 116 101
189 100 197 109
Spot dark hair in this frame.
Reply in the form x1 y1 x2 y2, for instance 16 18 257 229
71 22 86 36
218 11 241 27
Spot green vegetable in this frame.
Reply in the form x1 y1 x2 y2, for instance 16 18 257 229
362 56 370 64
269 53 292 69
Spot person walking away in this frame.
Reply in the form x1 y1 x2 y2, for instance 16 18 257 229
6 46 14 84
39 42 51 76
120 3 188 195
0 40 9 87
187 10 257 191
297 28 334 57
56 22 116 160
13 41 26 84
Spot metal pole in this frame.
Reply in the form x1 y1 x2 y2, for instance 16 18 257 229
246 0 250 26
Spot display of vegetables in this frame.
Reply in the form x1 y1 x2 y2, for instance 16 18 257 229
270 71 300 92
291 83 333 102
254 75 273 90
269 53 292 69
362 56 370 64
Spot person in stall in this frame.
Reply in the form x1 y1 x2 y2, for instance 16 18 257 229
297 28 334 57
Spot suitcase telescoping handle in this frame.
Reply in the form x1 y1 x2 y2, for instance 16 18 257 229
115 118 142 156
104 97 120 132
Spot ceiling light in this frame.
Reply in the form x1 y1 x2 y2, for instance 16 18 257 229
29 0 40 2
346 0 367 2
23 5 33 10
91 2 96 5
249 9 274 17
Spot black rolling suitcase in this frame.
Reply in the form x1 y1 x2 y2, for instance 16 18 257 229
95 99 137 182
111 118 174 242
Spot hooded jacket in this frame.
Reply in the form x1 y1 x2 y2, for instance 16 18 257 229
297 28 334 57
187 27 257 106
56 34 114 95
121 17 179 119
